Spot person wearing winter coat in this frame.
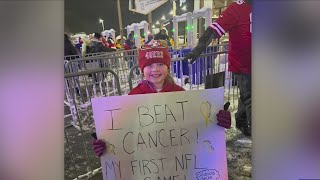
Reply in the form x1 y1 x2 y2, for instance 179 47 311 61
144 34 154 45
124 32 135 50
154 29 171 46
64 33 77 55
90 33 115 53
184 0 252 136
107 35 116 49
64 33 78 59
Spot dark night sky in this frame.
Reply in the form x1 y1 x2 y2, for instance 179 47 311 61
65 0 194 34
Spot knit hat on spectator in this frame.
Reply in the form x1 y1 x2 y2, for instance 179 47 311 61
94 32 102 39
147 34 154 40
138 40 171 71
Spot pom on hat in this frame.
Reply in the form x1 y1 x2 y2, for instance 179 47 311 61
138 40 171 71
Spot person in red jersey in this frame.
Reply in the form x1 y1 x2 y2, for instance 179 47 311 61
92 40 232 157
184 0 252 136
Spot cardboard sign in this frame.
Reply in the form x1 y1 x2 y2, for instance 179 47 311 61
92 88 228 180
129 0 168 15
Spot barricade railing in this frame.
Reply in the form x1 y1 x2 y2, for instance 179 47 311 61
127 50 226 89
64 68 122 129
64 68 121 179
64 43 228 61
64 55 81 61
64 44 228 92
64 44 228 68
64 48 139 95
64 47 128 59
128 64 142 90
127 48 239 111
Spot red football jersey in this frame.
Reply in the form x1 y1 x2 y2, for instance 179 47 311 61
209 1 252 74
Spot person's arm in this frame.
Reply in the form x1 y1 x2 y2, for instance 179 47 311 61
183 28 218 63
100 44 115 52
184 3 239 64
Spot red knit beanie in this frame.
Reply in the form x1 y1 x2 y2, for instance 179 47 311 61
138 40 171 71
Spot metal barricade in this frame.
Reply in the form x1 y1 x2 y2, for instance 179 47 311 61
64 54 82 61
64 68 121 180
64 44 229 95
128 64 142 91
64 49 139 95
127 47 239 112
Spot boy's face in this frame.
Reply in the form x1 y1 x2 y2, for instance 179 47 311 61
143 63 169 89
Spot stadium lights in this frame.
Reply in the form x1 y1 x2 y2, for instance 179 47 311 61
99 18 105 31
